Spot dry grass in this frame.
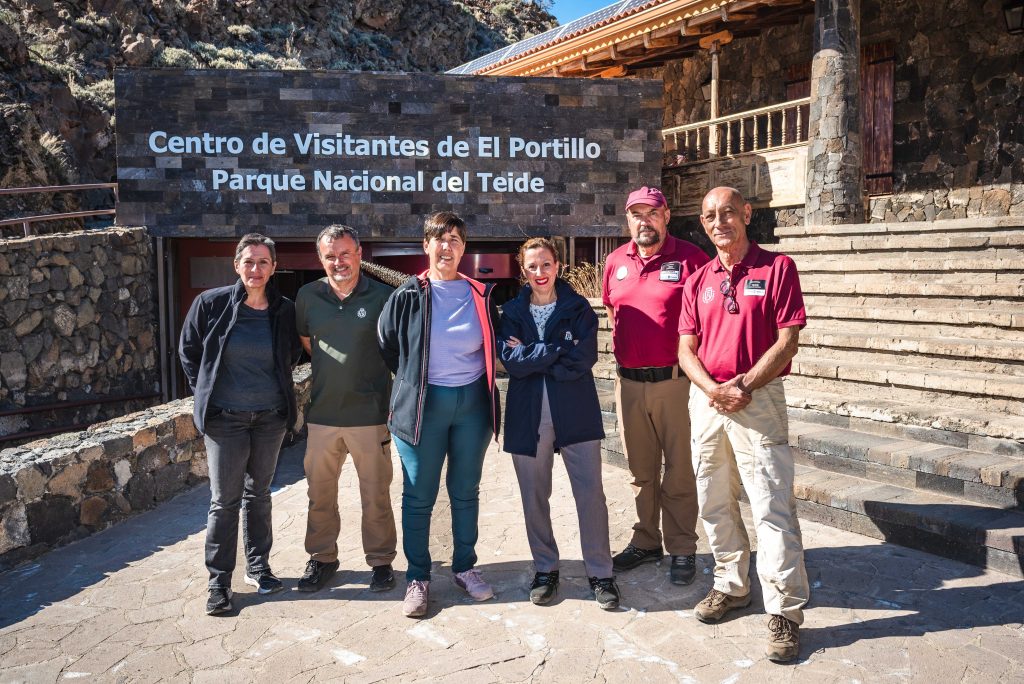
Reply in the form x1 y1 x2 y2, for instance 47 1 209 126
563 261 602 299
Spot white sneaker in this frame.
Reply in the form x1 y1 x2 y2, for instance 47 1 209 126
454 568 494 601
403 580 430 617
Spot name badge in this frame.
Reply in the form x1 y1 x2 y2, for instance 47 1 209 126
659 261 681 282
743 279 767 296
616 265 628 281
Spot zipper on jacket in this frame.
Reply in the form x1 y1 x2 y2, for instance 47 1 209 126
414 278 431 445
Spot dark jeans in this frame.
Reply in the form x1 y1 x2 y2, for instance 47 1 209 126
204 408 287 588
393 380 493 581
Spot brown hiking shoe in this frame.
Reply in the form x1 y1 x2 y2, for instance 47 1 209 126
693 588 751 623
766 614 800 662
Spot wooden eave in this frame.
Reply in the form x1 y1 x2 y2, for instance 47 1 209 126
473 0 812 78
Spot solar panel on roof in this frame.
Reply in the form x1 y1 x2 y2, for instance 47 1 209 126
447 0 662 74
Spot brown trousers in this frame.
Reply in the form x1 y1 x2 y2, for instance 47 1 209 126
615 373 700 555
304 423 398 567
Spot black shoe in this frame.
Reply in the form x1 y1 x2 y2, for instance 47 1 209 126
589 576 620 610
206 587 233 615
370 564 396 592
612 544 664 571
244 569 284 595
529 571 559 605
669 554 697 585
297 559 340 593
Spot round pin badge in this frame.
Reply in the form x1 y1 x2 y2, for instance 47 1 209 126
616 265 628 281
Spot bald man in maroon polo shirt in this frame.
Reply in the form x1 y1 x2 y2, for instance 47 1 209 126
679 186 809 663
602 186 710 586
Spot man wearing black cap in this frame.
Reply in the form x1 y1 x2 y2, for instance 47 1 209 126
601 186 710 584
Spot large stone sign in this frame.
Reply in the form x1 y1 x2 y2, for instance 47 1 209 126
114 69 663 238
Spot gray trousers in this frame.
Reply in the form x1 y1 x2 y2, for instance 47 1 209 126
511 390 613 579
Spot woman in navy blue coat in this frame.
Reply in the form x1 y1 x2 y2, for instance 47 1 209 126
499 238 619 610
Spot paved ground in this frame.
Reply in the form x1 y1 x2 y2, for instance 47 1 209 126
2 440 1023 683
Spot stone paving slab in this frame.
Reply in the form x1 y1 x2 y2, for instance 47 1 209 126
1 440 1023 683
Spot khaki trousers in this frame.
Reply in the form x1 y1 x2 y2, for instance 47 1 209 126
689 378 809 625
615 373 699 555
304 423 398 567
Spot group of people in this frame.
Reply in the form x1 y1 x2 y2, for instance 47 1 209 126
178 184 809 663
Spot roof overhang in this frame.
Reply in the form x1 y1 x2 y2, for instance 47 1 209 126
451 0 812 78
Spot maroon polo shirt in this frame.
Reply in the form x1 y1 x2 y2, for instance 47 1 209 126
679 242 806 383
603 235 710 368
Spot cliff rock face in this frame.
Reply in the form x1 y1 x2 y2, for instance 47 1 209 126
0 0 555 214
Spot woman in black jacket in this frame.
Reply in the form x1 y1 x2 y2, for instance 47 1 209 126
179 233 301 616
499 238 619 610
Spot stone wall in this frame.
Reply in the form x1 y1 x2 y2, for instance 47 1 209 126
643 1 1024 223
0 366 312 569
0 228 159 442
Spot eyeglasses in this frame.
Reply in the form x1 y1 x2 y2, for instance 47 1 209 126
720 278 739 314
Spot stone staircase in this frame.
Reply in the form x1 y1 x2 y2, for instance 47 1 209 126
593 217 1024 578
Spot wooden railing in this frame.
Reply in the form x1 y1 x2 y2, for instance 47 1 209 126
0 183 118 237
662 97 811 166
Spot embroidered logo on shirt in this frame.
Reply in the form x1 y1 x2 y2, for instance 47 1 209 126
357 307 367 318
743 280 767 297
702 286 715 304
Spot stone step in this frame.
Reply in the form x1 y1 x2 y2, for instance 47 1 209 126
792 354 1024 400
787 386 1024 449
792 462 1024 578
803 295 1024 331
799 328 1024 366
776 216 1024 239
793 253 1024 274
786 372 1024 423
789 420 1024 510
598 423 1024 578
778 229 1024 253
799 273 1024 298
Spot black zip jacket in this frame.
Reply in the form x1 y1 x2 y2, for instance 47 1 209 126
498 279 604 457
179 279 302 435
377 272 501 446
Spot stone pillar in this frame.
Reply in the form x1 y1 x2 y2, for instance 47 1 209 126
805 0 864 225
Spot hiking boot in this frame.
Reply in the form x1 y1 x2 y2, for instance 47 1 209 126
766 615 800 663
206 587 233 615
402 580 430 618
529 571 559 605
454 568 494 601
589 577 621 610
370 564 396 592
669 554 697 585
693 588 751 623
297 559 340 593
244 569 284 595
612 544 663 571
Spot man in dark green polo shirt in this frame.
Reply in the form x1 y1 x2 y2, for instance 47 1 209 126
295 225 398 593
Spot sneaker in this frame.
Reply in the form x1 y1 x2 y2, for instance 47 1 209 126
244 569 284 595
693 588 752 623
529 571 559 605
370 564 396 592
766 615 800 662
589 577 620 610
454 568 494 601
402 580 430 617
206 587 233 615
612 544 664 571
297 559 340 593
669 554 697 585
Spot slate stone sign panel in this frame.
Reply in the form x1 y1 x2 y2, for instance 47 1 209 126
114 69 664 239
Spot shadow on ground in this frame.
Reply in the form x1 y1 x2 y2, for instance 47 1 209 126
0 440 308 629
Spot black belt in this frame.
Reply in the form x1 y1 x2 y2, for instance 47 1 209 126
617 365 679 383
